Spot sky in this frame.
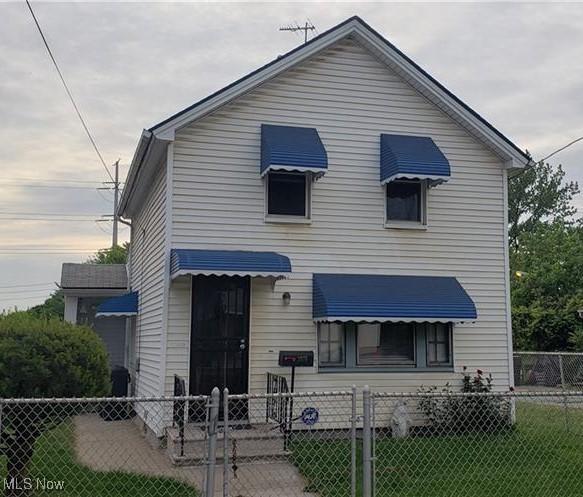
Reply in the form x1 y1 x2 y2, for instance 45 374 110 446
0 1 582 311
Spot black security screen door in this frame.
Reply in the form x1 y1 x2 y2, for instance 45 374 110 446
189 276 250 421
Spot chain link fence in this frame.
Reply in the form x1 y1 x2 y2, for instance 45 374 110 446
2 389 583 497
0 396 208 497
514 351 583 389
370 390 583 497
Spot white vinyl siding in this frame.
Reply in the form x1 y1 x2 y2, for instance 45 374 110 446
166 38 510 394
128 163 167 398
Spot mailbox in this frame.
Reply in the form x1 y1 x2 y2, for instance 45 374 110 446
278 350 314 368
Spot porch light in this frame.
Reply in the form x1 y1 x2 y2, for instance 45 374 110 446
282 292 291 305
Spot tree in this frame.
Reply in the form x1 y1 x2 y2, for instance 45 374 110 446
27 290 64 320
0 313 109 496
508 160 581 351
511 223 583 351
86 242 129 264
508 161 579 250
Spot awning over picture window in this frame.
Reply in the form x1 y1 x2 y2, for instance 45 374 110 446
261 124 328 177
95 291 138 318
380 134 451 185
170 249 292 279
313 274 476 323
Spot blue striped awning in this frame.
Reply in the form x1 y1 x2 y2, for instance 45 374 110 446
380 134 451 185
95 291 138 318
261 124 328 177
313 274 476 323
171 249 292 279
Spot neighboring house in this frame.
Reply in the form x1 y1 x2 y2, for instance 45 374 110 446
60 263 132 370
104 17 532 411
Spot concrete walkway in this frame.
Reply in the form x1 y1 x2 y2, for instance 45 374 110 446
73 414 316 497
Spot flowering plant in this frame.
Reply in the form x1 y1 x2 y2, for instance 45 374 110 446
417 368 511 434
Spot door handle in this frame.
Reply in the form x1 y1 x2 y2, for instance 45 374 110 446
240 339 246 351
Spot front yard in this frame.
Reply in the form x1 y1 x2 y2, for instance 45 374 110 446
1 401 582 496
293 401 583 497
0 422 196 497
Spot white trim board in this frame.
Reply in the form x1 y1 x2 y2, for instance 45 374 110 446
314 316 476 324
171 270 289 280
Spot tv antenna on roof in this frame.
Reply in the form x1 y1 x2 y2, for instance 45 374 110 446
279 20 317 44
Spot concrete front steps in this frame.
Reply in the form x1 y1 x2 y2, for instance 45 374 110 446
166 423 289 466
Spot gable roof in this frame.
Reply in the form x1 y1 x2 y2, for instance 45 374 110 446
120 16 532 217
60 263 128 290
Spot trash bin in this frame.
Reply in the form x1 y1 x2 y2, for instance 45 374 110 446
100 366 134 421
111 366 130 397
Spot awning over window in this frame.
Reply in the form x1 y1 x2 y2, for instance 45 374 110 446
95 291 138 318
261 124 328 177
380 134 451 185
313 274 476 323
170 249 292 279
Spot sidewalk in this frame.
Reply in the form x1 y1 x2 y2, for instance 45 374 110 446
73 414 315 497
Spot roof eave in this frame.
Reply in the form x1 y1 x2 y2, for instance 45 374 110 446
119 130 170 218
124 16 531 208
147 16 529 168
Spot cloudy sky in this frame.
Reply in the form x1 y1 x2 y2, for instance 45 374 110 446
1 1 582 310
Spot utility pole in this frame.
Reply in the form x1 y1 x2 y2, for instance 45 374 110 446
96 160 127 246
112 159 120 247
279 21 316 44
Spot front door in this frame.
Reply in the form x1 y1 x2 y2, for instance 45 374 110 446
189 276 250 420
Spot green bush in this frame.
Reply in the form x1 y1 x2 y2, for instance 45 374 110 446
0 312 110 496
418 368 512 434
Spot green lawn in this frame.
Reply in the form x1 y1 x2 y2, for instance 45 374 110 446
292 402 583 497
0 422 196 496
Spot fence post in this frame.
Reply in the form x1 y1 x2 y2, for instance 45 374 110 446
223 388 229 497
362 385 372 497
205 387 220 497
351 385 357 497
559 355 569 430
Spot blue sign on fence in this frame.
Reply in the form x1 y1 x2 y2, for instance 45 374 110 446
301 407 319 426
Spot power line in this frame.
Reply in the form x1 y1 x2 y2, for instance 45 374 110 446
24 0 115 183
0 282 54 289
1 184 109 190
1 177 107 185
541 135 583 163
0 251 94 255
0 218 107 222
0 211 101 217
0 287 57 297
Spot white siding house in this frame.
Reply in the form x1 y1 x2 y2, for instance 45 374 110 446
113 17 531 404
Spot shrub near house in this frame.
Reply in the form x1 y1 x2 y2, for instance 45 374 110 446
0 312 109 496
418 368 512 434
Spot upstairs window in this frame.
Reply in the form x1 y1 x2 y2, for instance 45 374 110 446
386 179 426 226
266 172 311 220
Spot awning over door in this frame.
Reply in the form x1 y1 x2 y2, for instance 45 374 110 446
170 249 292 279
380 134 451 185
313 274 476 323
261 124 328 177
95 291 138 318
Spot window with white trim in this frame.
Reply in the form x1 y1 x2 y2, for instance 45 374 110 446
265 172 311 220
385 179 427 226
